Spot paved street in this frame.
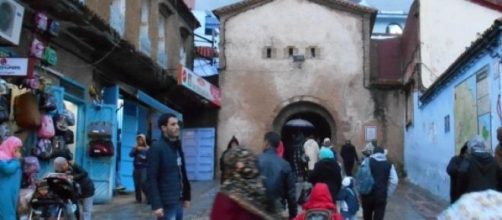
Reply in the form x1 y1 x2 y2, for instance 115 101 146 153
93 179 448 220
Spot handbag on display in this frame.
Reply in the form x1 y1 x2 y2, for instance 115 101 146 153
0 96 10 123
88 139 114 157
37 114 55 138
53 113 69 135
62 108 75 126
34 12 49 32
64 130 74 145
39 92 57 112
30 38 45 59
42 47 57 66
87 121 113 138
33 138 53 161
14 92 41 129
48 20 60 37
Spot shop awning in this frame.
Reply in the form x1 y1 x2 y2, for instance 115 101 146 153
136 90 183 121
196 46 218 59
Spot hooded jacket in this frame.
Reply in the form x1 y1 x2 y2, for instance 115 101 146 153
458 152 502 194
294 183 342 220
129 134 149 169
309 158 342 201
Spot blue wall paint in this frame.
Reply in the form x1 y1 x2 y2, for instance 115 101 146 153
404 35 502 200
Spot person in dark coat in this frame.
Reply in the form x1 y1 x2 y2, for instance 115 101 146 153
147 113 191 220
340 140 359 176
219 136 239 184
446 143 468 204
309 148 342 203
458 135 502 197
495 127 502 169
360 147 398 220
54 157 95 220
258 131 297 219
210 146 275 220
129 134 149 203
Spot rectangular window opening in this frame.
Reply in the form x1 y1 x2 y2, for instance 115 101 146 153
266 48 272 58
310 47 316 58
288 47 294 57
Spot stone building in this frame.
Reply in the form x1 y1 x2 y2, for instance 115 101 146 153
214 0 405 171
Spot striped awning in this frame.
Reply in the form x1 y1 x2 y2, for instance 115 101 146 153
196 46 218 58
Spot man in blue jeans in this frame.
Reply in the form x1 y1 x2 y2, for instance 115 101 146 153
147 113 191 220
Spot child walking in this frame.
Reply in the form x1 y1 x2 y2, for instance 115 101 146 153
337 177 360 220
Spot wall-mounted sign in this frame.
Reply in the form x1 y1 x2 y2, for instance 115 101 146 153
177 65 221 107
365 125 377 142
0 57 28 76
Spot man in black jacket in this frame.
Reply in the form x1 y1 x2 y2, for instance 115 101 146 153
147 113 191 220
446 143 468 203
258 131 297 219
361 147 398 220
458 136 502 197
341 140 359 176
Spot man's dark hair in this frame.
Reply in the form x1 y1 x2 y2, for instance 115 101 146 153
157 113 178 129
264 131 281 148
460 143 468 156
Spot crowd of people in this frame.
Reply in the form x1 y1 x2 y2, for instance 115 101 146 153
211 131 399 220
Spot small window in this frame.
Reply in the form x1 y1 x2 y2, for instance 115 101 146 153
266 48 272 58
386 23 403 35
310 47 316 58
288 47 294 57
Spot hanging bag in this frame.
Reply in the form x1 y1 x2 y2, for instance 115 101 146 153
87 121 113 138
0 96 10 123
88 139 114 157
53 113 69 135
14 92 41 129
39 92 57 112
33 138 53 161
37 114 55 138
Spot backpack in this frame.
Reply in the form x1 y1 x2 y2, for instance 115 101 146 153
356 158 374 195
89 139 114 157
21 156 40 188
33 138 53 161
14 92 41 129
38 115 55 138
305 209 333 220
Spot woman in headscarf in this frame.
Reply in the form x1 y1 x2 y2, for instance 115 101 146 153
129 134 149 203
211 146 276 220
0 136 23 220
220 136 239 184
308 148 342 203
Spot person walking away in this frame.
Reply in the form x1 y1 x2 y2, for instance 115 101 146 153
495 127 502 169
147 113 191 220
258 131 297 219
210 146 276 220
337 177 359 220
220 136 239 184
54 156 95 220
130 134 149 203
321 138 337 161
457 135 502 197
0 136 23 220
360 147 398 220
294 183 343 220
304 135 320 175
341 140 359 176
446 143 468 203
309 148 342 203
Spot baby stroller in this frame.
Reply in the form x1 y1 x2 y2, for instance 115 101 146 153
28 173 80 220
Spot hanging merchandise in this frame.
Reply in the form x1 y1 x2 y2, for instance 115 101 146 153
87 121 113 138
37 114 55 138
63 130 74 145
48 20 60 37
62 108 75 126
14 92 41 129
21 156 40 189
0 123 10 142
0 79 9 95
88 139 114 157
39 92 57 112
22 70 40 90
0 95 9 123
53 113 69 135
34 12 49 32
33 138 53 161
51 136 69 158
30 38 45 59
42 46 57 66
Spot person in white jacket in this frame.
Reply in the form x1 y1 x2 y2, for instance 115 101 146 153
303 136 320 173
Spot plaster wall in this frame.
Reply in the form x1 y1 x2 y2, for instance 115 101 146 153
404 38 501 200
218 0 402 165
419 0 500 88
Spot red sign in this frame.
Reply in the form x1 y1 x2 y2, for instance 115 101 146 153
177 65 221 107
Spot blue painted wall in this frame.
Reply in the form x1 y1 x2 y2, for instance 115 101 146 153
404 34 502 200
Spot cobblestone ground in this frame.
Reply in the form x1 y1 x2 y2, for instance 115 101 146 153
92 179 448 220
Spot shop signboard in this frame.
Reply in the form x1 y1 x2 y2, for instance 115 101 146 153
0 57 28 76
177 65 221 107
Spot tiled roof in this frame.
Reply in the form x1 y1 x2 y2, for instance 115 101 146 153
214 0 377 17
